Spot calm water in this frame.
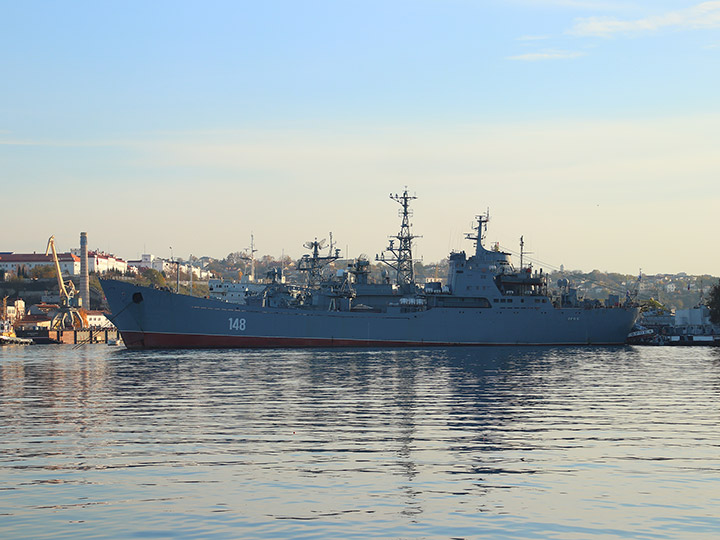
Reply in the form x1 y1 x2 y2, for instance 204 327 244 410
1 345 720 539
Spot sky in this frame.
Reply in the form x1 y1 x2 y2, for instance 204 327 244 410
2 0 719 275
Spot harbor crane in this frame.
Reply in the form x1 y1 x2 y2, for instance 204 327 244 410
45 236 88 329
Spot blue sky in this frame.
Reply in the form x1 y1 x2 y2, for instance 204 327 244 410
2 1 719 275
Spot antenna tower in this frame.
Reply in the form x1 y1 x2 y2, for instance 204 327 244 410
240 233 258 281
466 209 490 254
298 235 339 286
377 188 421 287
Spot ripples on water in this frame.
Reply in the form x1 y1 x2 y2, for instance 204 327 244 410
2 345 720 539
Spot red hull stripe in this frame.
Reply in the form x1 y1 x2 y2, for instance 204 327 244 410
118 331 621 349
120 331 446 349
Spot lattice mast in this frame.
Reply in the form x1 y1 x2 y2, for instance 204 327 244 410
377 189 421 287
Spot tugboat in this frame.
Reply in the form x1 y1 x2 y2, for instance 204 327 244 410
1 298 33 345
101 190 639 349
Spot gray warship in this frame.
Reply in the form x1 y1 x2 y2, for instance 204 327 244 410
101 190 639 349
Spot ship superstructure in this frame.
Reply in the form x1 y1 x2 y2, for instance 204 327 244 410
101 190 639 349
208 234 268 304
435 211 548 307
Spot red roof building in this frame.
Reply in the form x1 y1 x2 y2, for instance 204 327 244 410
0 253 81 276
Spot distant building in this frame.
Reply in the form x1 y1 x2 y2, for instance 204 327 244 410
184 264 212 280
86 310 115 328
673 305 718 337
28 303 60 316
3 299 25 322
0 252 80 276
15 314 52 330
71 249 128 274
126 254 211 279
127 254 162 272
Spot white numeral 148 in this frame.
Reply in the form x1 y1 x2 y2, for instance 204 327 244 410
229 318 246 331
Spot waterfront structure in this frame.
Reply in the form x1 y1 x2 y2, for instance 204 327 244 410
666 305 719 345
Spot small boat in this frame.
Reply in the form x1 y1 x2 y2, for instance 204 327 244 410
1 319 33 345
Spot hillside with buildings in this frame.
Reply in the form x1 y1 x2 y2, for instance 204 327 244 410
2 237 717 317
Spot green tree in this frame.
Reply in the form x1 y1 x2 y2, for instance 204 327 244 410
30 265 56 279
141 268 167 288
707 281 720 325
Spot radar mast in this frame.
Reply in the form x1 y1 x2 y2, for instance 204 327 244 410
298 235 340 287
466 209 490 257
377 188 421 288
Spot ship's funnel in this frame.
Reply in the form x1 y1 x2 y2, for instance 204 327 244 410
80 232 90 309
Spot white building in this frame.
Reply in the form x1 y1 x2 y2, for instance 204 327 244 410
183 263 212 279
70 249 128 274
0 252 81 277
3 299 25 322
673 305 718 337
126 254 211 279
152 258 173 273
86 310 115 328
127 254 158 272
127 254 175 274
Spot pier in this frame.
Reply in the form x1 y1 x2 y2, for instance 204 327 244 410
15 328 120 345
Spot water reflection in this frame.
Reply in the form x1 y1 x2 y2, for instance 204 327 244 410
2 345 720 539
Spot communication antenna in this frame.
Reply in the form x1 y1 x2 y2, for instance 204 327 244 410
465 208 490 255
239 233 258 281
299 236 339 286
377 188 421 287
519 236 533 270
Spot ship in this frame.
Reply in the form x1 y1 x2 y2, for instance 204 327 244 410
208 234 268 304
1 319 33 345
101 190 639 349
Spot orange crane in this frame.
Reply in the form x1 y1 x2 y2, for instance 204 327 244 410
45 236 88 329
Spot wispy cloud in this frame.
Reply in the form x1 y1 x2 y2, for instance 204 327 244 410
507 49 585 61
570 1 720 37
517 34 552 41
512 0 627 8
0 138 120 147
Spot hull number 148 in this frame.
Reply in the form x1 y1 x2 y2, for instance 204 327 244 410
229 318 246 331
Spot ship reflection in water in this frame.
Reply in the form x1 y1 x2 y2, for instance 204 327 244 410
2 345 720 539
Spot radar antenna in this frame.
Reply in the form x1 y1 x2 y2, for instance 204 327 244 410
298 235 340 287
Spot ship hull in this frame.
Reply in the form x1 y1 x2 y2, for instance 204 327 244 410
101 280 639 350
